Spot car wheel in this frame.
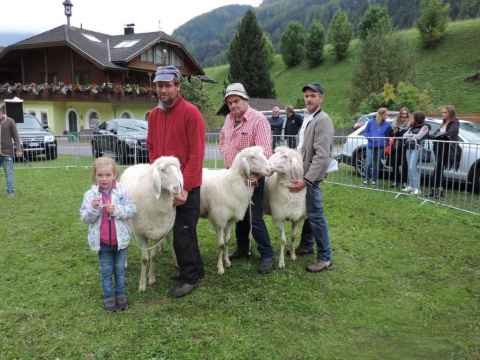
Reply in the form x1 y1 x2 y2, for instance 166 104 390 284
92 141 100 158
45 147 57 160
354 148 366 177
473 165 480 194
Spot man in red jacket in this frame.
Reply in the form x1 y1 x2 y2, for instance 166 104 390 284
147 65 205 298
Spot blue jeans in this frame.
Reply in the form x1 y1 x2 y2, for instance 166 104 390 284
406 148 420 189
235 177 274 259
98 242 128 299
365 147 384 182
0 155 14 192
298 183 332 262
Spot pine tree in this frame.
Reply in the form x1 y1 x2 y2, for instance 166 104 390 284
306 21 326 67
227 9 276 98
327 10 354 61
280 21 306 67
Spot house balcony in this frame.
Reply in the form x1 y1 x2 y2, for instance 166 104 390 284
0 90 158 103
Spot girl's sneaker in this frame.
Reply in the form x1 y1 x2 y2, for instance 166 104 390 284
116 294 128 310
104 297 118 312
402 186 413 192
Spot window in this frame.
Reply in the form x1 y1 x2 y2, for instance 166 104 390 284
89 111 100 129
40 112 48 127
172 50 183 68
75 73 90 85
41 73 58 84
120 112 131 119
82 33 101 42
114 40 140 48
141 48 154 63
155 45 169 65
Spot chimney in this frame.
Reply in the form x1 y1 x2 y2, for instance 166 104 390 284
124 23 135 35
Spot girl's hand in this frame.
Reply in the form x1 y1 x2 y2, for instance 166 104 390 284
104 201 115 215
91 197 101 209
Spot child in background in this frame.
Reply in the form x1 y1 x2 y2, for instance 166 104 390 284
80 157 136 312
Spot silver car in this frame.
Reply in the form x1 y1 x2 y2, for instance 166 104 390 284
339 118 480 191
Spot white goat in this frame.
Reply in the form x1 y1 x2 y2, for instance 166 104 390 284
200 146 271 275
120 156 183 293
263 146 307 269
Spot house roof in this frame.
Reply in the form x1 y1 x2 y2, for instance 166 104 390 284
217 98 285 116
1 25 204 75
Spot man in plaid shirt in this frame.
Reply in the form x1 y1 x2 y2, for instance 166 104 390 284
220 83 275 274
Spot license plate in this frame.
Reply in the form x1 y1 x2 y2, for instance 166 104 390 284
29 142 40 147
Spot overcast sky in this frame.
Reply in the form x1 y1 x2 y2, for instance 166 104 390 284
0 0 262 35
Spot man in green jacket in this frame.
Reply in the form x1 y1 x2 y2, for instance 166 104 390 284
0 107 22 197
287 83 334 273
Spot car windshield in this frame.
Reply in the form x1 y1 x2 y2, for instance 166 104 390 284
460 122 480 143
117 120 148 133
15 115 43 130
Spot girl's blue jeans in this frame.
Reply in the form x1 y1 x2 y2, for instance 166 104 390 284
406 148 420 189
98 242 128 299
365 147 384 182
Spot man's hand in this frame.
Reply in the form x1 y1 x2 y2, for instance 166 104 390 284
15 151 22 158
173 189 189 206
288 179 307 193
244 172 262 186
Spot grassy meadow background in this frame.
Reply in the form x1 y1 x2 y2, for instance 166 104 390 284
1 167 479 359
203 19 480 128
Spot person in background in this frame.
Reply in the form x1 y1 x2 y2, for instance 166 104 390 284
0 107 22 198
363 107 391 187
220 83 276 274
288 83 334 273
284 105 303 149
389 107 411 190
426 105 460 198
402 111 430 195
147 65 206 298
268 107 284 150
80 157 137 312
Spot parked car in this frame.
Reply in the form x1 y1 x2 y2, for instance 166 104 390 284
91 119 148 165
15 114 57 160
352 111 399 130
340 118 480 191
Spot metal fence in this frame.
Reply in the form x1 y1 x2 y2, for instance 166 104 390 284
7 133 479 216
329 135 480 216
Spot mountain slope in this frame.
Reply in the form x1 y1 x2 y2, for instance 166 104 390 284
203 19 480 127
173 0 479 67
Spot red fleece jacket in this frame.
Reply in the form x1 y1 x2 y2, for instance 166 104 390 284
147 94 205 191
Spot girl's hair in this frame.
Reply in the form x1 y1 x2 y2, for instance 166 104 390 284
92 156 119 183
395 107 411 129
442 105 456 125
376 107 388 127
411 111 426 128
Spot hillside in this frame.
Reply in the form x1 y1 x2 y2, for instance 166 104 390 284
203 19 480 128
172 0 479 67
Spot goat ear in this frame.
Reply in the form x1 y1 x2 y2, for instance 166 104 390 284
241 157 250 179
152 166 162 199
290 157 304 180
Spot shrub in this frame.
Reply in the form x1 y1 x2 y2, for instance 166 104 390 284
280 21 307 67
306 21 326 67
416 0 450 48
358 5 393 41
327 10 354 60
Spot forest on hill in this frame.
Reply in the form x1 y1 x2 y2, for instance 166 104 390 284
172 0 479 67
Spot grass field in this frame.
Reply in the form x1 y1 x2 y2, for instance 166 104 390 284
203 19 480 129
1 168 480 359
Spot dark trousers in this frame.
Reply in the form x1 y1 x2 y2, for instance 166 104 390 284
173 186 204 285
433 144 446 188
389 141 408 184
235 177 274 259
287 136 297 149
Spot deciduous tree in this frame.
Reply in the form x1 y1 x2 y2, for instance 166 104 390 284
280 21 307 67
306 21 326 67
327 10 354 60
416 0 450 48
358 5 392 41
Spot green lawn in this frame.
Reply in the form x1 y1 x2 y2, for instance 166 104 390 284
204 18 480 129
1 168 479 359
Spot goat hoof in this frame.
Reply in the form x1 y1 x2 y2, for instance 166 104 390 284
148 279 156 286
225 261 232 268
217 269 225 276
139 287 146 293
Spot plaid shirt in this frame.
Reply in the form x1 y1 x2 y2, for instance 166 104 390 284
220 106 272 168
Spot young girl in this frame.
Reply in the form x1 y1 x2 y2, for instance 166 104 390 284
80 157 136 312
